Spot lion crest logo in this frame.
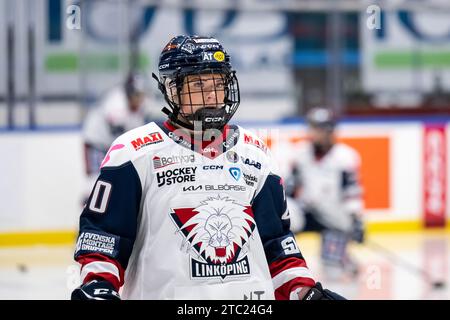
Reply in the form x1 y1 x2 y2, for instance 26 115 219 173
170 195 256 268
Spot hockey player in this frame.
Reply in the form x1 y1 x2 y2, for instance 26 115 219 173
287 107 365 277
82 71 152 192
71 35 344 300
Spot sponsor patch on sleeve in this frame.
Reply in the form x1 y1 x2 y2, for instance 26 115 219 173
75 231 120 259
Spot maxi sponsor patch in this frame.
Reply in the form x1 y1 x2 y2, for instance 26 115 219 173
243 134 267 153
131 132 164 151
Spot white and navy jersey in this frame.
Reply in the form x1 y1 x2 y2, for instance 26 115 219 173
74 121 315 300
290 141 364 233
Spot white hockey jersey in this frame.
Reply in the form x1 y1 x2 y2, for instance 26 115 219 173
82 87 150 153
290 141 364 233
74 121 315 300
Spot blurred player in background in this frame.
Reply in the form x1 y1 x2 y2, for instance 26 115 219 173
286 107 365 279
82 71 152 196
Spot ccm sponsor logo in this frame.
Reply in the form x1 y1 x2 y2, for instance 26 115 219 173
205 117 225 123
202 165 224 170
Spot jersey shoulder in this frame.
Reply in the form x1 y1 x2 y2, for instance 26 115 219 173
101 121 165 168
332 143 361 169
99 87 127 115
82 108 107 139
296 140 312 153
235 125 283 178
292 140 313 163
236 125 269 156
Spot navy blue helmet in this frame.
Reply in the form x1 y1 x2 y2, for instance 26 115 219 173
124 71 148 99
306 107 336 131
153 35 240 130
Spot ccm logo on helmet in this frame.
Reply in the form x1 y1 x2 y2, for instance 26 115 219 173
205 117 225 123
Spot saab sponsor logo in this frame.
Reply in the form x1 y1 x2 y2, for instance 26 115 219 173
244 134 267 153
156 167 197 187
241 157 262 170
153 154 195 169
226 151 239 163
203 165 223 170
170 195 255 279
75 232 119 257
229 167 241 181
243 173 258 187
131 132 163 150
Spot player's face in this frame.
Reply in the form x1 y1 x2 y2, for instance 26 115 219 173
308 125 334 146
128 92 145 112
179 73 226 115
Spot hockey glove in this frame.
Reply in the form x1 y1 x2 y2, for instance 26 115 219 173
71 279 121 300
302 282 346 300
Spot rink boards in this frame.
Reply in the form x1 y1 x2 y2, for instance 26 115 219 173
0 118 449 245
